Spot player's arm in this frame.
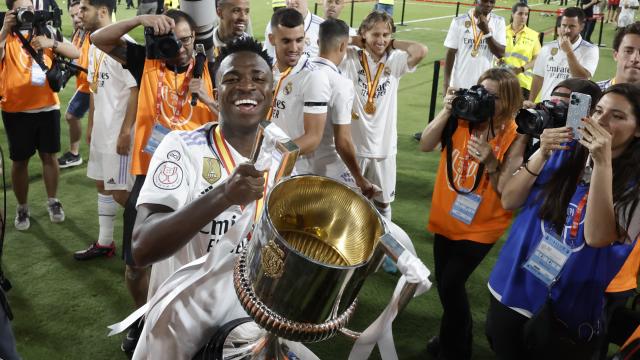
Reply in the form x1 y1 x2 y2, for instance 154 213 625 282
132 163 265 266
528 74 543 102
91 14 175 64
333 124 376 197
565 48 592 78
86 93 95 145
117 87 139 155
390 39 428 68
443 47 457 95
294 112 327 154
485 34 505 58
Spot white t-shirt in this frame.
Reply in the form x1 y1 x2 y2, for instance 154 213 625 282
307 56 355 169
444 10 506 89
618 0 639 27
87 37 137 153
339 47 415 158
532 36 599 101
271 57 331 173
263 11 323 60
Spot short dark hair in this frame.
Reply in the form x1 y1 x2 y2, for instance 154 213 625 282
87 0 116 15
561 7 585 23
165 9 197 32
212 36 273 87
270 8 304 29
68 0 80 10
613 21 640 51
319 18 349 52
511 1 529 13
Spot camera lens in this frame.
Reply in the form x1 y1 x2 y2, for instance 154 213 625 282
158 38 181 59
17 9 34 24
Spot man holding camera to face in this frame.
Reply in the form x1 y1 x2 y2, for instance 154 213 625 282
0 0 79 231
91 10 215 354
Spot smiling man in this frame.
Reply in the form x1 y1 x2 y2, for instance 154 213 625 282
598 22 640 90
212 0 250 54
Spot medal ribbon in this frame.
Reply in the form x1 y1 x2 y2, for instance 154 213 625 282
360 50 385 109
154 60 195 128
469 13 485 54
211 125 268 222
90 49 107 92
266 65 292 120
570 191 588 238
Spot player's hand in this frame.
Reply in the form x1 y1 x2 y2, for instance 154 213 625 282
477 14 491 34
356 177 381 199
116 131 131 155
559 33 573 53
31 35 54 51
540 126 573 159
223 163 266 206
138 14 175 35
578 116 611 164
1 10 16 35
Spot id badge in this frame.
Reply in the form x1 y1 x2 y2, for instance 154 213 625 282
450 191 482 225
143 123 171 155
523 232 572 287
31 60 46 87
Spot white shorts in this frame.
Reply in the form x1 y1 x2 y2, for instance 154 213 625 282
311 155 357 188
357 155 396 204
87 150 134 191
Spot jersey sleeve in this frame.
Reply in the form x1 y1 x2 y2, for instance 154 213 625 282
493 18 507 47
263 23 275 60
137 132 192 211
87 46 95 86
303 70 330 114
331 79 355 125
443 18 460 49
582 45 599 78
389 49 415 77
532 46 547 77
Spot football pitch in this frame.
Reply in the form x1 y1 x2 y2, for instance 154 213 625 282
0 0 622 358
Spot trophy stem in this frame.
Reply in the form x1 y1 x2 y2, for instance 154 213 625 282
263 334 289 360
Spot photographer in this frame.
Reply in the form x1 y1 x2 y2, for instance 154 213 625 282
486 83 640 358
91 9 215 354
419 68 527 360
0 0 79 231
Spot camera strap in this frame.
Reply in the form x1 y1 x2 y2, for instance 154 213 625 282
443 116 485 195
13 30 50 72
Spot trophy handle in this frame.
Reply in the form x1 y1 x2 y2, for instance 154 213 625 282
250 120 299 184
339 233 419 341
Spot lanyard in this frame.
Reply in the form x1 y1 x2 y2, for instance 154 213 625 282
266 65 292 120
210 125 268 222
154 60 194 128
570 191 589 238
360 50 385 114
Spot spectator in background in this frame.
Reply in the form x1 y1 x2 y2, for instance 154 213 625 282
581 0 600 42
323 0 357 36
58 0 91 169
264 0 323 59
419 68 527 360
606 0 621 23
529 7 599 102
501 2 540 99
617 1 639 28
374 0 393 16
137 0 157 14
443 0 506 95
598 22 640 90
212 0 250 56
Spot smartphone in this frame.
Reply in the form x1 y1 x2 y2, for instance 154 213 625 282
566 92 592 140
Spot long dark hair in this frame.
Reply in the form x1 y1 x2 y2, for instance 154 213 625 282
537 83 640 236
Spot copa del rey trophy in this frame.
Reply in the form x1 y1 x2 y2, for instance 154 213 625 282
198 171 429 359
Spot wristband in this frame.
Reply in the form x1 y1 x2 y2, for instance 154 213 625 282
523 161 540 177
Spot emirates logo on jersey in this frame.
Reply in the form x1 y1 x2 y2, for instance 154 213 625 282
160 85 193 126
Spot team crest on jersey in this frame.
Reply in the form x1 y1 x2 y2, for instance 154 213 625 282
283 82 293 95
465 20 471 28
167 150 181 161
551 47 558 56
202 157 222 184
153 161 183 190
384 67 391 76
305 37 311 46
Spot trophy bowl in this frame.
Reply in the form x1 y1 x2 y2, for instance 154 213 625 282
234 175 385 344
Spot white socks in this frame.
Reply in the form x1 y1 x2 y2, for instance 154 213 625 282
97 194 117 246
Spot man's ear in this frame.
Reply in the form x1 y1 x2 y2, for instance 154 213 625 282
216 6 223 18
268 33 275 46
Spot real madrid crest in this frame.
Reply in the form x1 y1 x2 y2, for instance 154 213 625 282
551 47 558 56
202 157 222 184
305 37 311 46
465 20 471 28
384 67 391 76
261 239 285 279
283 82 293 95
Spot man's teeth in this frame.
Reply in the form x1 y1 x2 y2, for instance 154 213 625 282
235 99 257 106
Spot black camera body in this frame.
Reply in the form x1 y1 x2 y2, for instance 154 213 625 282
144 27 181 60
451 85 496 124
0 8 62 31
515 100 569 138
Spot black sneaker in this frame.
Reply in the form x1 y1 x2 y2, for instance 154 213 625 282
73 242 116 260
58 151 83 168
121 318 144 355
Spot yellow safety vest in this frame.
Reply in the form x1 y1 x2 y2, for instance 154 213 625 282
272 0 286 8
503 25 541 90
379 0 394 5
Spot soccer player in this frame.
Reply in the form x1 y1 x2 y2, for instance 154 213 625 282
73 0 137 260
0 0 80 231
213 0 250 55
268 8 331 174
340 11 427 220
598 22 640 90
58 0 91 169
529 7 599 102
91 9 216 354
323 0 357 36
264 0 323 59
443 0 506 94
617 0 639 28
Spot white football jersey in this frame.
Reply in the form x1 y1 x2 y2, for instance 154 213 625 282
263 11 323 60
339 47 415 158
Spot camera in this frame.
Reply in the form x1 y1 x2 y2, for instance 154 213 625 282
0 8 62 31
515 100 569 138
144 27 181 60
451 85 496 124
15 8 34 29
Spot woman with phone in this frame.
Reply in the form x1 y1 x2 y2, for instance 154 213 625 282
486 83 640 358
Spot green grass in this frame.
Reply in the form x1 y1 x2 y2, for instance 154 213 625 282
0 0 624 358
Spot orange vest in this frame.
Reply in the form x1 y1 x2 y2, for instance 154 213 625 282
72 30 90 93
428 120 518 244
606 235 640 293
0 33 59 112
623 325 640 349
131 59 216 176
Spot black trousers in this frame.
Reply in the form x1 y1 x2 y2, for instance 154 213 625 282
433 234 493 360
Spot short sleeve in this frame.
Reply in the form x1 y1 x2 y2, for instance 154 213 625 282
582 45 599 78
303 70 330 114
532 47 547 77
443 19 459 49
137 132 192 211
532 34 542 57
493 18 507 47
331 79 354 125
388 49 414 77
263 23 275 60
87 46 96 86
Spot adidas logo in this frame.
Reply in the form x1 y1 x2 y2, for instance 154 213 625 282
107 178 116 184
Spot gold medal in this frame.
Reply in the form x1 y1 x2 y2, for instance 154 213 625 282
471 49 479 57
364 101 376 114
468 11 484 60
89 82 98 94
